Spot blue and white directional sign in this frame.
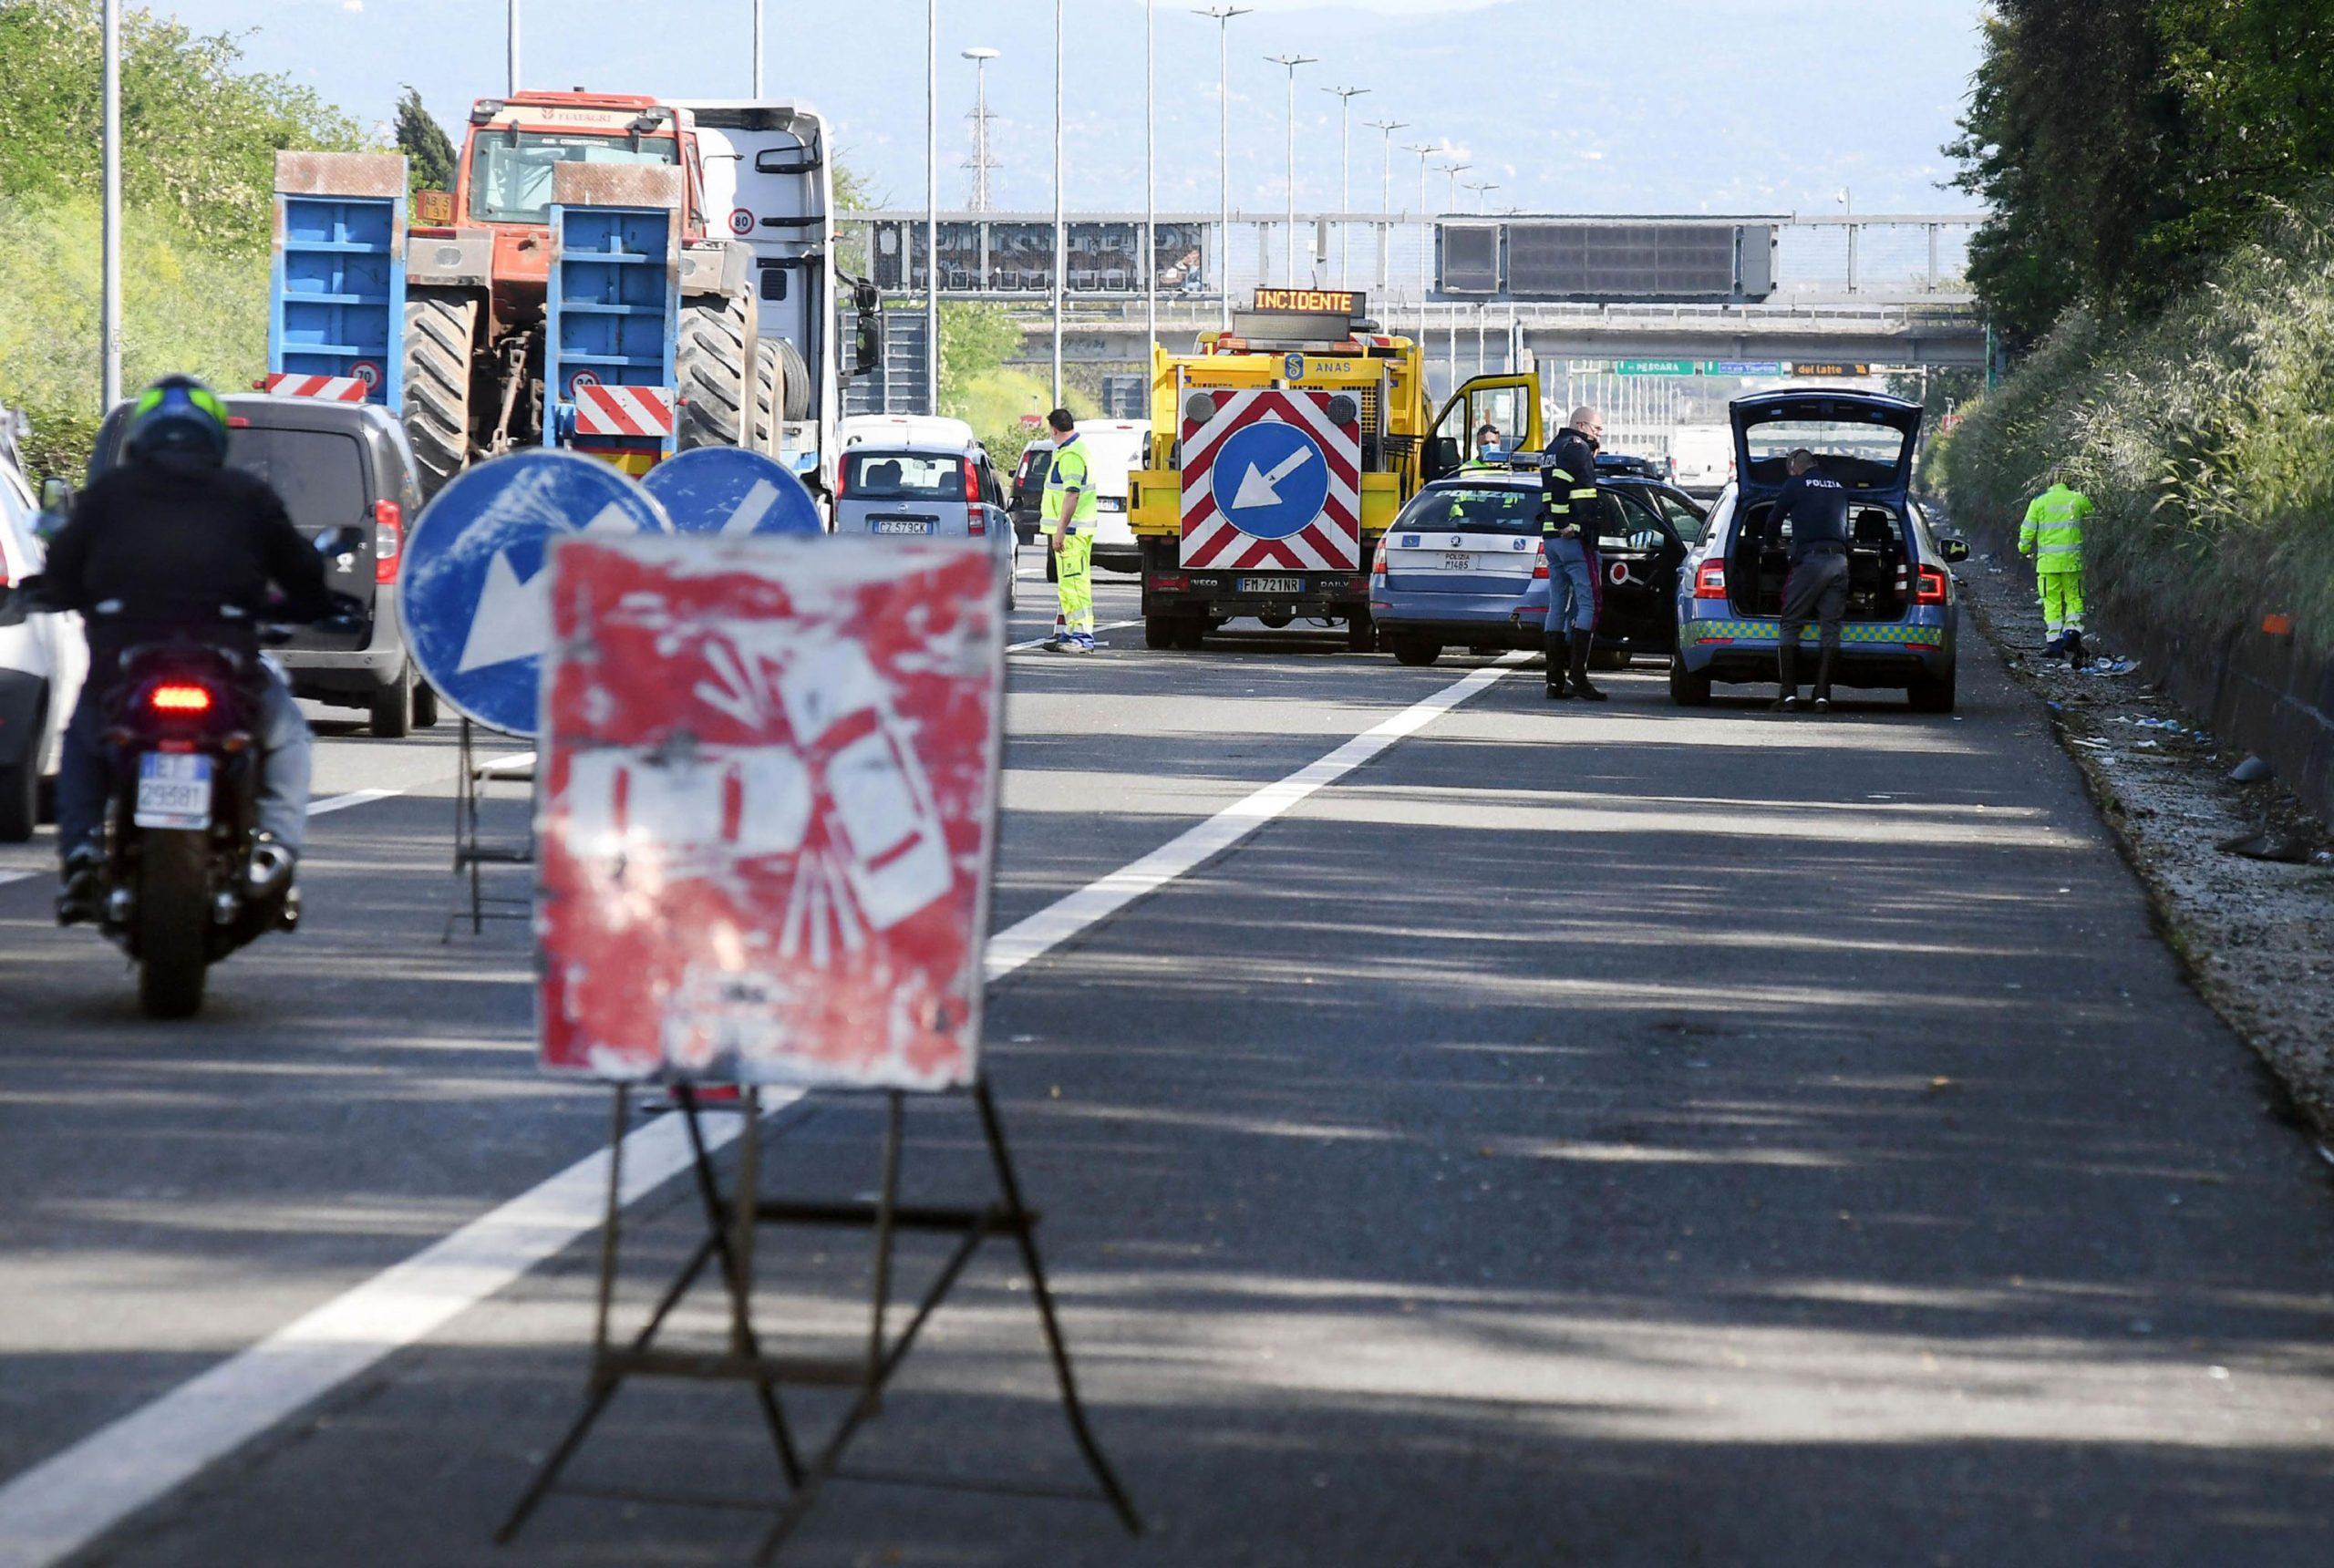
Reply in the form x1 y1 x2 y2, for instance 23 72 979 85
1208 418 1330 542
639 445 823 536
401 449 670 737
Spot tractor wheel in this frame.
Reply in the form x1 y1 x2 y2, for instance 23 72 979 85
403 291 479 500
676 292 754 450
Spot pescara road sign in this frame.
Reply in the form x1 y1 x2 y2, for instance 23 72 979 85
536 534 1008 1090
400 449 670 736
1178 388 1361 571
640 445 824 536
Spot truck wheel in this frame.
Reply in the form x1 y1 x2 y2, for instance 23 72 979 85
1172 617 1207 650
1144 615 1175 650
1345 611 1374 654
136 830 211 1019
1391 636 1441 667
1668 655 1713 707
369 666 414 738
411 678 440 729
676 293 753 449
752 340 783 454
403 292 479 500
1908 662 1957 713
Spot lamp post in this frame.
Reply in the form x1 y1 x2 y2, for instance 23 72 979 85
100 0 120 409
1365 118 1406 298
506 0 519 96
1192 6 1250 330
1441 160 1470 215
1265 54 1315 286
1405 142 1433 346
1052 0 1065 402
1464 179 1498 214
1321 85 1368 284
962 47 999 211
750 0 762 96
924 0 939 415
1144 0 1156 375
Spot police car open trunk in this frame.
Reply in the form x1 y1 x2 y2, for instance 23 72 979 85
1725 390 1922 622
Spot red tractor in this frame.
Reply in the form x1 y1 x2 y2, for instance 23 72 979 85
402 90 780 493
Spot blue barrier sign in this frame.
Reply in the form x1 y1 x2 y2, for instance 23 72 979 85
401 449 670 736
1209 418 1330 542
640 446 824 536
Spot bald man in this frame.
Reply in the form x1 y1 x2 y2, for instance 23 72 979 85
1539 406 1607 701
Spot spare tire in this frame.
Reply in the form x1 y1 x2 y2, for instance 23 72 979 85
775 338 811 422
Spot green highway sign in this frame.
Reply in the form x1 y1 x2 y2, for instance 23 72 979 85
1615 359 1699 376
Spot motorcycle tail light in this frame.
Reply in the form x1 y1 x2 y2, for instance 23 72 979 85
373 499 403 584
149 683 213 714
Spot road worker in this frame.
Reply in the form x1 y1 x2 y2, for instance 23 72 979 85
1038 407 1098 653
2019 476 2093 665
1768 448 1852 711
1539 406 1606 701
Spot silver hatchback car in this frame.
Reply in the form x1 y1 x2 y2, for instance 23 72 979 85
832 443 1016 609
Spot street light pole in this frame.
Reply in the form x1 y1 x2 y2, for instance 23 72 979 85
1405 142 1433 346
1192 7 1250 331
1321 85 1368 284
1145 0 1157 375
506 0 519 95
925 0 939 415
751 0 763 97
963 47 999 211
1366 119 1407 299
1052 0 1065 402
100 0 120 409
1465 179 1498 214
1265 55 1315 287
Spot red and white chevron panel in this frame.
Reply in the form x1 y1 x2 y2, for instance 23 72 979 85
1178 387 1362 572
574 384 677 438
263 373 368 402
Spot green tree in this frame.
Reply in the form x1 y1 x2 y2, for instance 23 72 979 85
0 1 369 253
393 86 458 194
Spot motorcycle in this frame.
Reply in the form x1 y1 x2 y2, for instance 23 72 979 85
5 527 367 1018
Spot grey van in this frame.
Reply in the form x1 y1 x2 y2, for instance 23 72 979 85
89 394 436 737
832 443 1017 609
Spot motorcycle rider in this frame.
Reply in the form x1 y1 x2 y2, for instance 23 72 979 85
39 375 343 923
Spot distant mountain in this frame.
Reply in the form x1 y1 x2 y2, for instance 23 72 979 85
185 0 1986 219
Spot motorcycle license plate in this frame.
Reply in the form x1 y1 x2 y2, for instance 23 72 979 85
135 752 213 830
1236 575 1304 595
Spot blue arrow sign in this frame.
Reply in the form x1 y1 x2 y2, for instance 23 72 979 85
401 449 670 737
1209 418 1330 542
640 446 824 536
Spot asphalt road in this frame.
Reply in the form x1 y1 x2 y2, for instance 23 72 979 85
1 557 2329 1566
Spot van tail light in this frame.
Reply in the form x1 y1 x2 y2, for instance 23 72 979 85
372 499 403 584
149 683 214 715
1914 564 1950 604
1533 541 1549 580
835 462 850 500
1694 560 1729 599
961 455 980 504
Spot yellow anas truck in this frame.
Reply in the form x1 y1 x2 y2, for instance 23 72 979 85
1129 288 1542 651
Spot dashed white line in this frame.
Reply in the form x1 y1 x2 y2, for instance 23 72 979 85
0 656 1523 1567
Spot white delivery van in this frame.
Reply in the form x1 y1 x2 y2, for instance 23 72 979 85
838 413 978 452
1069 419 1148 573
1670 425 1735 495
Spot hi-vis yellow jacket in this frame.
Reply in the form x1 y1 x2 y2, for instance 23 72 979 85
2019 483 2092 575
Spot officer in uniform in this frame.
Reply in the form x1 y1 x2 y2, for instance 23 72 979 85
2019 475 2093 664
1038 407 1098 653
1768 448 1851 711
1539 406 1606 701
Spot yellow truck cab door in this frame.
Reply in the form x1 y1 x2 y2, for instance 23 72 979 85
1422 374 1544 484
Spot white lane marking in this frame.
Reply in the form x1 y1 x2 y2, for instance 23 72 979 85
0 655 1523 1566
0 871 34 888
1007 619 1140 653
306 788 401 817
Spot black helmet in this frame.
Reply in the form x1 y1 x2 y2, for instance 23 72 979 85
125 375 231 469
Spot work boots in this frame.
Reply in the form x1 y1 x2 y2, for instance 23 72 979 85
1811 649 1837 711
1772 642 1801 711
1567 630 1607 702
2064 629 2087 669
1544 633 1572 699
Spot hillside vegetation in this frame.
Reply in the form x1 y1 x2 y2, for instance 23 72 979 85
0 1 367 475
1943 1 2334 648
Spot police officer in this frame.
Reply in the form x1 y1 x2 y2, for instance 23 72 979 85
1540 405 1606 701
39 375 348 920
1769 448 1850 711
1038 407 1098 653
2019 474 2093 665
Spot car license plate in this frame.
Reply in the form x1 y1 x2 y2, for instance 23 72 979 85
1442 552 1473 571
135 752 212 830
873 519 931 536
1236 575 1303 595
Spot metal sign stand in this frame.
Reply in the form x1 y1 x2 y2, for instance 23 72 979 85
495 1078 1141 1562
446 717 535 939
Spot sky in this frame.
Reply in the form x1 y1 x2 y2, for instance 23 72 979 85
174 0 1991 218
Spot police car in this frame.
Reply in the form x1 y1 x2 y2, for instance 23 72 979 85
1368 469 1704 668
1668 390 1967 710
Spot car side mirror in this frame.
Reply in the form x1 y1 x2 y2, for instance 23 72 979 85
1940 536 1970 563
36 477 72 538
315 524 368 571
854 316 883 377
